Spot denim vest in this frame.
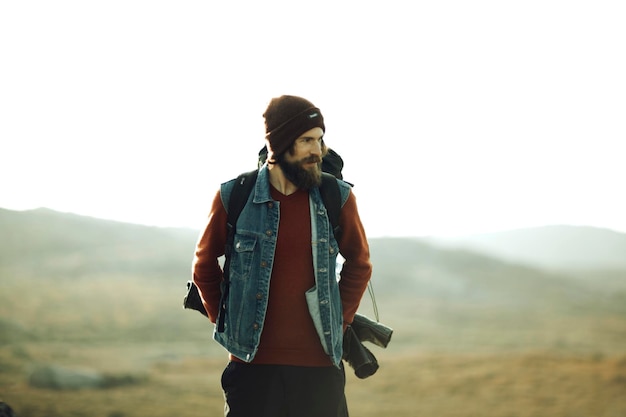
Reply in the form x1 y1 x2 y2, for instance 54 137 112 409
215 165 351 367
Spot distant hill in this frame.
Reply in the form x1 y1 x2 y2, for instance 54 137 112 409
1 208 620 312
366 237 618 310
427 225 626 270
0 207 199 279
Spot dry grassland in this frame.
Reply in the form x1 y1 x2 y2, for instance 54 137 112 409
1 266 625 417
2 342 626 417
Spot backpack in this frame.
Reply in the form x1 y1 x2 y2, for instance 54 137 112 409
183 149 347 325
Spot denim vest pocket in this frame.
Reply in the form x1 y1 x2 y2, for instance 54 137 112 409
230 233 258 281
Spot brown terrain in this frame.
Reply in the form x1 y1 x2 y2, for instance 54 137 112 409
1 208 625 416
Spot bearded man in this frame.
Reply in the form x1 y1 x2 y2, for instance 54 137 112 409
192 95 372 417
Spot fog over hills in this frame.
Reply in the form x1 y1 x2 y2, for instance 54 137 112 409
2 207 624 313
427 225 626 270
3 207 625 274
0 207 198 279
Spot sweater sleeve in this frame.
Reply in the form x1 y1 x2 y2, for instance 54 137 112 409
192 189 228 323
337 189 373 328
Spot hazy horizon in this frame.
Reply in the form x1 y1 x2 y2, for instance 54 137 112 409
3 205 626 240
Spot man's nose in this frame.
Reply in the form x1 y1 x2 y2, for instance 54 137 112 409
311 140 322 155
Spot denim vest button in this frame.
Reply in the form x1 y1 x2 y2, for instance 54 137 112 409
256 293 263 300
265 230 273 236
329 247 335 254
260 261 268 268
253 323 259 330
268 202 274 209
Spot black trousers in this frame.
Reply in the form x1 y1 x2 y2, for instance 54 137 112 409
221 361 349 417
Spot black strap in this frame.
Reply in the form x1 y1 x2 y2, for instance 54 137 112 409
226 170 259 232
217 170 258 332
320 172 342 241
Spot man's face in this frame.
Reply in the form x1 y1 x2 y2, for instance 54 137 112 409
278 127 324 189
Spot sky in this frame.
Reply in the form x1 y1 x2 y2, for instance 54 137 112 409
1 0 625 238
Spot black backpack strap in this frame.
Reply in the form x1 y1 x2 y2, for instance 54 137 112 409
217 170 258 332
320 172 342 241
226 170 259 231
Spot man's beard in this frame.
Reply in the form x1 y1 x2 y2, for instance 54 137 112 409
277 155 323 190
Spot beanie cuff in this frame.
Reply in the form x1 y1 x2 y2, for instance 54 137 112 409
265 107 325 157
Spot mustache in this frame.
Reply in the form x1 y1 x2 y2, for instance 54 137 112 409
301 156 322 164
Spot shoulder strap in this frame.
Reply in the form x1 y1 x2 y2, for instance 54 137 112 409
227 170 258 229
217 169 258 332
320 174 380 321
183 170 258 323
319 172 342 241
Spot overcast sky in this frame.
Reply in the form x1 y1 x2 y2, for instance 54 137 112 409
1 1 625 237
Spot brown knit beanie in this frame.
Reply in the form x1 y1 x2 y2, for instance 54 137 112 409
263 95 325 160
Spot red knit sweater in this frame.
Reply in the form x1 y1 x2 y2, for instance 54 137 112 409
193 182 372 367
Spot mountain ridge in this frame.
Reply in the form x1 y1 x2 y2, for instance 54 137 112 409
2 207 624 312
0 207 198 279
3 207 625 277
